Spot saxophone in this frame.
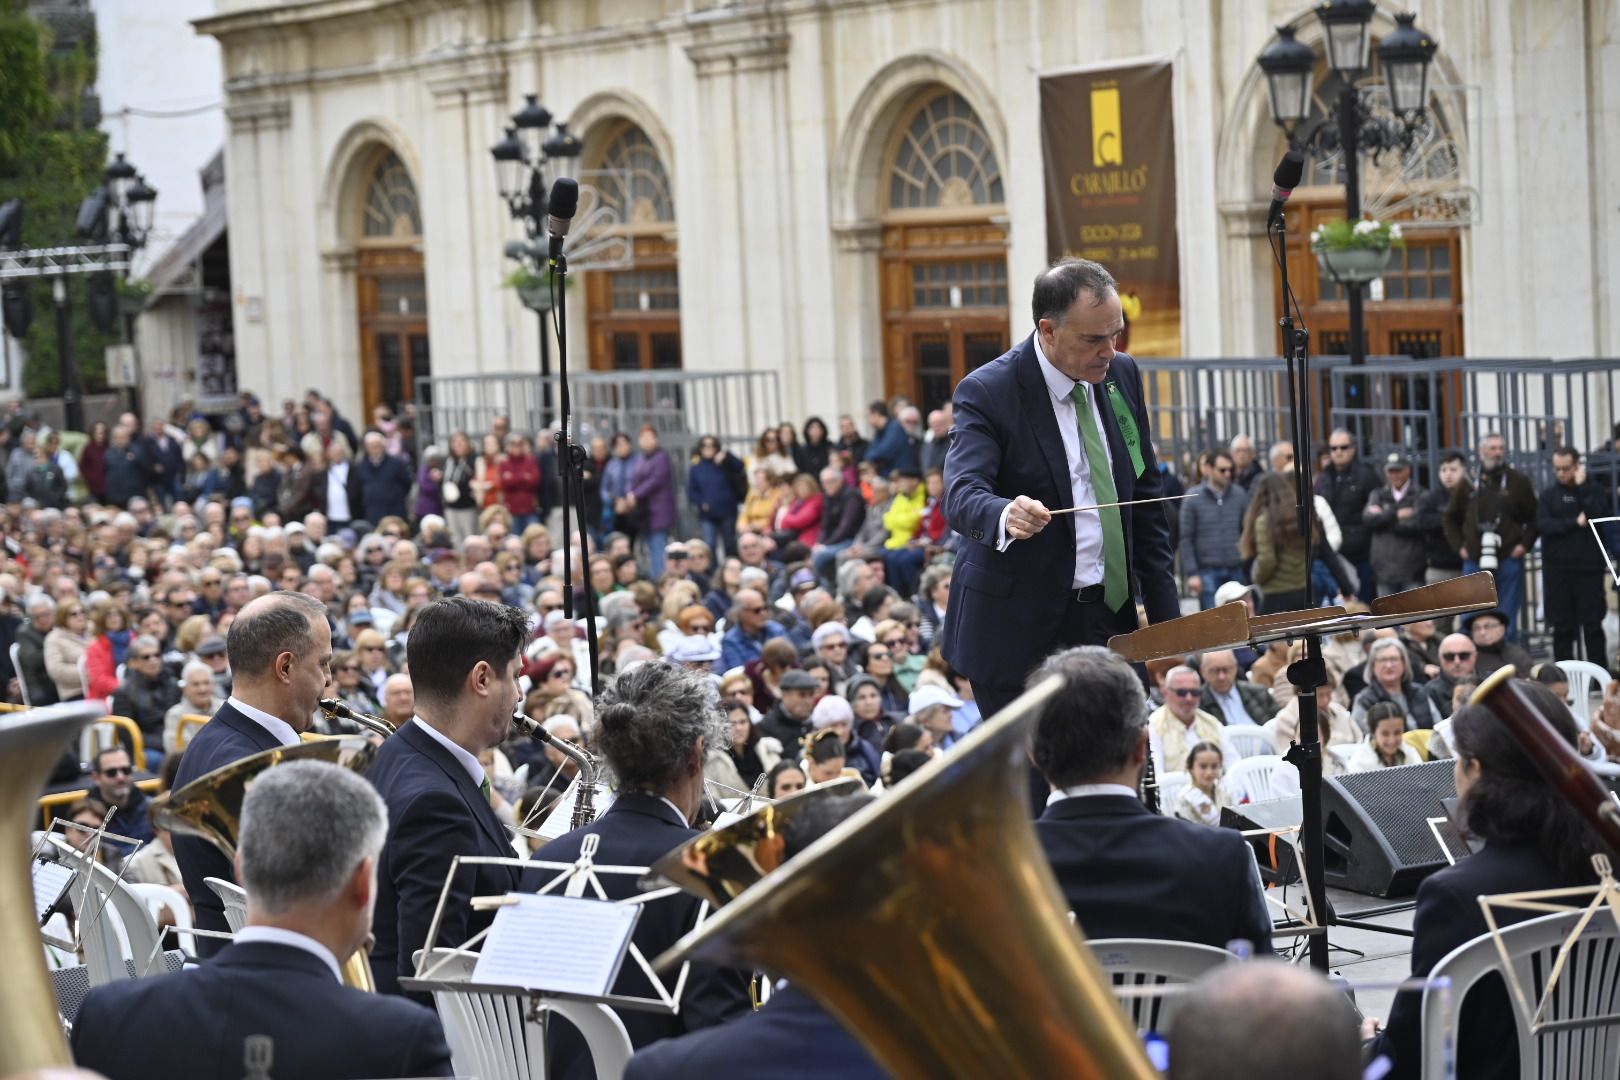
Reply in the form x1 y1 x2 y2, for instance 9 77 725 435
511 713 600 828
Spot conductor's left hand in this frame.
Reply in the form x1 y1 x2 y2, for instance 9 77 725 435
1007 496 1051 541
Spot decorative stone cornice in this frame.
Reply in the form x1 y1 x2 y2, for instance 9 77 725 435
226 98 292 132
320 247 360 273
425 66 506 107
831 220 883 254
685 31 790 78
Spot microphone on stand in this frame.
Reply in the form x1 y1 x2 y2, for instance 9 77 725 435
1266 150 1305 228
547 176 579 261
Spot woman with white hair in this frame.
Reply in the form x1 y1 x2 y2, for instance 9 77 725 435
807 693 881 786
164 659 225 754
1352 637 1437 729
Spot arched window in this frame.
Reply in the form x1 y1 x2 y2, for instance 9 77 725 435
361 150 421 240
887 91 1004 212
594 124 674 228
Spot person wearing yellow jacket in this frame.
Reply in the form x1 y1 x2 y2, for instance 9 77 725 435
882 468 929 597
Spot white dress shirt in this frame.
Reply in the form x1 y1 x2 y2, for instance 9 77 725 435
326 460 353 523
997 334 1114 589
412 716 486 788
227 695 301 748
234 925 343 983
1045 782 1137 808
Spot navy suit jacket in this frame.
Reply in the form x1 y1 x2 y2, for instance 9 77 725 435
625 984 884 1080
1037 794 1273 955
1367 842 1572 1080
942 336 1179 688
532 793 751 1080
70 940 453 1080
366 720 524 998
170 700 287 956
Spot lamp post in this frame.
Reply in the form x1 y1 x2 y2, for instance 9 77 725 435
491 94 583 429
1257 6 1438 368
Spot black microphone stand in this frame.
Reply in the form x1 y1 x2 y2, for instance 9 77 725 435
1271 204 1331 972
549 249 602 695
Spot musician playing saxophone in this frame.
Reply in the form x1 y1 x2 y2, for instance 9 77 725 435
365 596 529 999
531 663 750 1080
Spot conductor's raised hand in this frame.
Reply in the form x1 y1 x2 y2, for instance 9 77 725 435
1006 496 1052 541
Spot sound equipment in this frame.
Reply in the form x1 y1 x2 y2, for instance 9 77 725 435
1223 796 1303 886
1322 759 1462 897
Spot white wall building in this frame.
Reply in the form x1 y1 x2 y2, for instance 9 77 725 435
186 0 1617 437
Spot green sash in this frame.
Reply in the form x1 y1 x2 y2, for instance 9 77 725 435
1103 380 1146 478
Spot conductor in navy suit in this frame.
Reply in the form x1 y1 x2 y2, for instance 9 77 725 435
71 760 453 1079
366 595 530 998
942 258 1179 719
171 591 336 956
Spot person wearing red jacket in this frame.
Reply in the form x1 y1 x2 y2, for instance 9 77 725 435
85 601 133 702
775 473 824 547
497 433 541 530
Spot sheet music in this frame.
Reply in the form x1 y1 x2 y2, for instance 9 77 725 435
471 893 640 996
535 780 615 841
33 860 74 924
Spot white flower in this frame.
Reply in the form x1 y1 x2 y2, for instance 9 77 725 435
1310 228 1322 244
1389 224 1403 241
1353 219 1379 235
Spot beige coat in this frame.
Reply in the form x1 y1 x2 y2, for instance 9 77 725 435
43 628 88 700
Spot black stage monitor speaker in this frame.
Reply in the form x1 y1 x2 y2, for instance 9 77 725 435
1223 796 1303 887
1323 759 1460 897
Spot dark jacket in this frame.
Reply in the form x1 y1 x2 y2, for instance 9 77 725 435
1352 677 1439 730
794 439 832 478
277 464 322 520
687 455 744 521
111 669 183 742
15 621 58 706
863 417 916 476
1536 478 1611 573
532 793 751 1080
70 940 453 1080
171 701 288 953
629 447 678 531
442 453 478 511
80 439 109 500
1365 480 1429 585
1198 679 1280 726
1036 794 1273 954
105 442 148 507
24 457 68 508
625 984 883 1080
1474 638 1535 682
365 720 525 1000
249 465 283 517
819 485 865 546
1418 483 1462 570
353 452 415 524
1444 467 1539 557
1366 842 1574 1080
1179 481 1250 574
757 700 811 754
1315 457 1382 561
140 432 185 494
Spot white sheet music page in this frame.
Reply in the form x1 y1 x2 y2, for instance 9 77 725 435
535 780 616 841
33 860 74 923
471 893 640 996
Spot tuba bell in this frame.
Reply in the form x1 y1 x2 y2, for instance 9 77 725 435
152 734 381 990
1 701 106 1074
654 675 1156 1079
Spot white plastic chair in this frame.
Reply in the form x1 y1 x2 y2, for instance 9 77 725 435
42 835 166 984
1156 770 1190 812
1420 908 1620 1079
1223 756 1291 803
128 881 195 956
10 641 29 706
1223 726 1279 760
1087 938 1234 1035
205 876 248 933
413 947 634 1080
1555 660 1609 728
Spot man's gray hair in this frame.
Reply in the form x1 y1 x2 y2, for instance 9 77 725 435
738 567 769 590
238 761 388 916
26 594 55 615
131 634 159 656
594 661 727 794
180 659 213 683
1165 664 1201 685
1026 646 1149 787
835 560 867 601
227 591 328 678
1031 258 1117 326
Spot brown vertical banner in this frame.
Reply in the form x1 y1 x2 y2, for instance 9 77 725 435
1041 62 1181 356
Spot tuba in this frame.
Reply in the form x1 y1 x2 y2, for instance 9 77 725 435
318 697 398 739
653 676 1156 1079
151 735 381 990
1 700 105 1074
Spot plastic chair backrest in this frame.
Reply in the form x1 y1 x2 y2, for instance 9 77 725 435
1224 726 1279 760
1088 937 1233 1035
176 713 210 750
1420 907 1620 1079
127 881 195 957
43 835 165 984
205 876 248 933
1555 660 1610 728
1223 755 1287 803
414 947 635 1080
1157 770 1190 811
79 715 145 770
10 642 28 706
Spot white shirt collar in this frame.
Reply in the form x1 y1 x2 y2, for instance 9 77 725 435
227 695 301 748
1045 782 1138 807
412 716 487 789
1031 332 1081 402
234 925 342 983
654 794 690 827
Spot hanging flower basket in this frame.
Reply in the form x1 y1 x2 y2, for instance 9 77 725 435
1311 218 1404 286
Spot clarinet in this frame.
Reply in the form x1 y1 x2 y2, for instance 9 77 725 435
1141 748 1161 814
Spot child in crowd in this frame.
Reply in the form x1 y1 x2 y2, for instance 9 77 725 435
1173 741 1229 827
1347 701 1421 771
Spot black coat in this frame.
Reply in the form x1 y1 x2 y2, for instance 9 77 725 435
70 940 453 1080
1367 842 1574 1080
111 670 182 741
757 700 811 753
1536 479 1611 574
353 453 415 524
1036 794 1273 954
1315 457 1382 562
366 720 524 999
15 621 58 706
171 701 290 954
105 442 148 507
624 984 884 1080
531 793 751 1080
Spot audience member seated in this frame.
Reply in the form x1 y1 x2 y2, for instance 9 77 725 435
1363 685 1604 1079
110 634 181 769
84 746 154 856
1264 671 1362 755
1147 665 1232 777
1029 646 1272 953
1346 702 1422 771
808 693 879 785
1352 638 1436 729
1423 632 1477 721
1171 741 1229 826
164 660 224 754
1169 960 1360 1080
1467 609 1533 681
1196 648 1278 726
69 761 453 1080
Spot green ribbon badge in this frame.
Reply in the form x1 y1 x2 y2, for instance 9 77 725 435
1104 380 1146 478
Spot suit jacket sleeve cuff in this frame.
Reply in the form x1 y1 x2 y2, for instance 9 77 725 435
994 501 1016 552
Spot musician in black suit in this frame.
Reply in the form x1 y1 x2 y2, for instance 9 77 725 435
172 591 334 955
1362 684 1603 1080
71 761 453 1079
534 662 751 1079
1029 646 1273 954
624 793 884 1080
366 595 529 998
